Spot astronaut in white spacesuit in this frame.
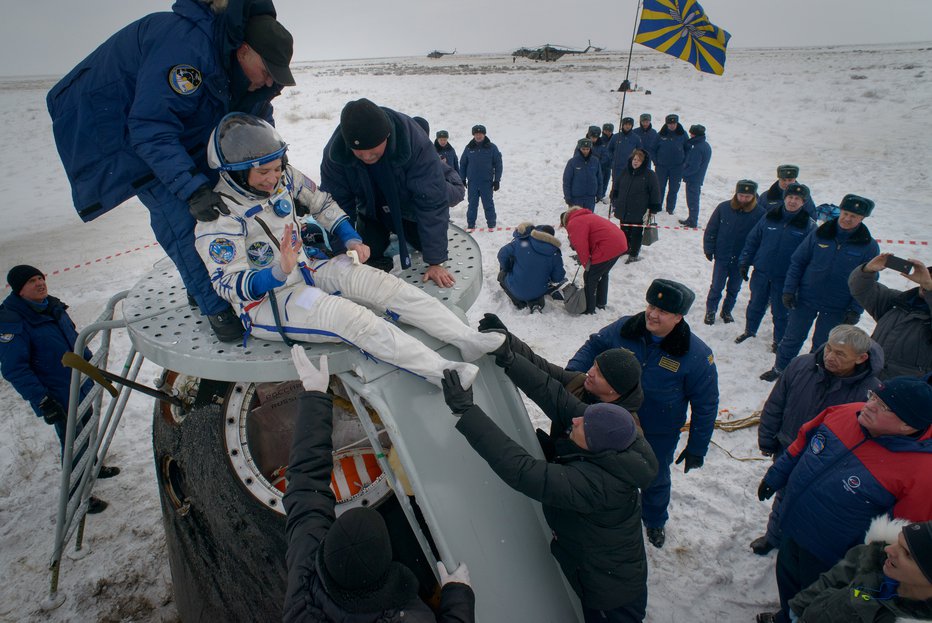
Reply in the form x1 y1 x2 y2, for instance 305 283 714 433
194 113 503 387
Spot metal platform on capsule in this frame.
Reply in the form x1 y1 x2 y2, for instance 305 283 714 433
123 225 483 382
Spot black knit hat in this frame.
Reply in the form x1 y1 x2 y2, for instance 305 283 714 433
244 15 295 86
903 522 932 584
874 376 932 431
595 348 642 397
471 124 486 134
839 194 875 217
777 164 799 179
577 138 593 149
412 116 429 136
7 265 43 295
735 179 758 195
784 183 809 199
583 403 637 452
340 99 392 150
646 278 695 315
665 113 678 124
602 123 614 132
689 124 705 136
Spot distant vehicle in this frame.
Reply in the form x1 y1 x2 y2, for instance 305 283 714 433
427 49 456 58
513 40 596 62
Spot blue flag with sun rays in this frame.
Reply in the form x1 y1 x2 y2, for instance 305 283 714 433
634 0 731 75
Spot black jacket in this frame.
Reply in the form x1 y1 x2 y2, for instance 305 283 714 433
611 155 661 224
454 355 658 610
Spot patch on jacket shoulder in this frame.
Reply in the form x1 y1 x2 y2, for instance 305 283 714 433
0 333 13 343
247 242 275 267
809 433 826 455
209 238 236 264
168 65 202 95
707 354 714 366
659 356 680 372
817 243 830 249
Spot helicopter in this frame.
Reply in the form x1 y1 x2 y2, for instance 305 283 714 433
513 40 597 62
427 48 456 58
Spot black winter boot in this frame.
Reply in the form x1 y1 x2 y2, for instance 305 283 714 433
646 526 665 548
720 310 735 323
734 331 755 344
704 312 715 325
209 307 245 343
750 535 776 555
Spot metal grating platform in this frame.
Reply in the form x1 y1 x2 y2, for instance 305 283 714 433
123 225 483 382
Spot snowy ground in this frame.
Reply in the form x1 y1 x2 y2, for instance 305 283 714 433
1 43 930 622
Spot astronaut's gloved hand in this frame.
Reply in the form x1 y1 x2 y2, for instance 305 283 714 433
290 345 329 393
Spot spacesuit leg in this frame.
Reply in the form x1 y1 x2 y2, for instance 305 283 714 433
249 287 478 388
313 256 504 362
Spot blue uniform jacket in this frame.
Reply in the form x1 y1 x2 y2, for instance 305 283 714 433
46 0 282 222
498 224 566 301
566 314 719 456
320 107 451 267
739 206 816 277
784 219 880 313
434 140 459 172
633 126 658 161
459 137 503 186
682 135 711 184
653 124 687 168
703 198 765 261
0 294 92 417
607 131 642 182
562 149 603 206
764 403 932 566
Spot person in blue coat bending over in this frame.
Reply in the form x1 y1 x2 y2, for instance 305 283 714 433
566 279 719 550
46 0 296 343
497 223 566 313
563 138 603 210
459 124 503 229
679 124 712 228
654 114 688 215
761 194 880 382
702 180 765 325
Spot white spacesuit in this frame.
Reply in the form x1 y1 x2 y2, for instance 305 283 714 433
194 114 502 387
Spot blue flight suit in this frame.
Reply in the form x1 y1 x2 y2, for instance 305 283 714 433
681 135 712 227
459 137 503 228
653 124 687 214
563 149 603 210
703 198 765 315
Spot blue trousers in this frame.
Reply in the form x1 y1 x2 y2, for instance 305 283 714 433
569 195 597 211
745 271 790 343
466 182 496 227
641 432 679 528
684 182 702 226
775 302 845 370
775 536 833 622
705 259 743 315
654 164 683 213
600 164 611 198
137 184 229 316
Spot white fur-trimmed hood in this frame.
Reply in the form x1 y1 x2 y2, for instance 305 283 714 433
864 515 911 545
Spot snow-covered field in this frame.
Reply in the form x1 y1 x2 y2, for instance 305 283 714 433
1 43 930 622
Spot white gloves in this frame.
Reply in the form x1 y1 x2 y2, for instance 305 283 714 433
436 561 471 587
291 345 329 393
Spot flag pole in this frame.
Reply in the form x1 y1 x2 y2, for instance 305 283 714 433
618 0 643 127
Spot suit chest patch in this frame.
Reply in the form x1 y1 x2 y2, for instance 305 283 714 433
658 356 680 373
209 238 236 264
247 242 275 267
168 65 202 95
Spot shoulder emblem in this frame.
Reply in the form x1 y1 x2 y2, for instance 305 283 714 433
707 353 714 366
817 243 830 249
0 333 13 343
247 241 275 267
168 65 202 95
209 238 236 264
658 356 680 373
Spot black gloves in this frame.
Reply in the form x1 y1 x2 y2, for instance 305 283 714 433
188 184 230 222
675 449 704 473
492 181 500 192
489 332 515 368
782 293 797 310
843 310 861 325
740 265 750 281
39 396 66 426
759 442 779 458
704 253 714 262
478 313 508 334
441 369 474 415
758 479 776 501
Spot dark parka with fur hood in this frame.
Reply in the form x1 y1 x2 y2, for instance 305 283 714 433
611 153 661 224
497 222 566 302
454 354 658 611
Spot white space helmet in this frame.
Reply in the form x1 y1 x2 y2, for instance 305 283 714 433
207 113 287 198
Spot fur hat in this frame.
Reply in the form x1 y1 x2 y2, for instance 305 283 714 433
595 348 642 397
340 99 391 150
577 138 593 149
621 117 635 127
777 164 799 180
839 194 875 217
587 125 601 138
903 522 932 584
665 113 678 124
640 113 651 122
471 124 486 135
646 279 695 315
735 179 758 195
784 183 809 199
874 376 932 431
602 123 614 132
7 265 43 295
689 124 705 136
583 403 637 452
436 130 449 139
243 15 295 86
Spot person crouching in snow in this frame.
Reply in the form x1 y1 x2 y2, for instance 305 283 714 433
194 113 503 387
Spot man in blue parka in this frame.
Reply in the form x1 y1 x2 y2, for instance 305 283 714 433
633 113 659 165
760 164 816 217
566 279 719 550
497 223 566 312
46 0 295 342
434 130 459 172
320 99 457 289
563 138 603 210
598 123 615 199
680 124 712 228
608 117 642 194
736 183 816 350
654 114 688 215
702 180 765 325
459 124 503 230
762 195 880 381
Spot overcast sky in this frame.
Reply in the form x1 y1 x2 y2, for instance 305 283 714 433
3 0 931 77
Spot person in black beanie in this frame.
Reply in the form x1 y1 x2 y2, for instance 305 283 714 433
1 265 117 513
320 98 459 288
284 347 474 622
